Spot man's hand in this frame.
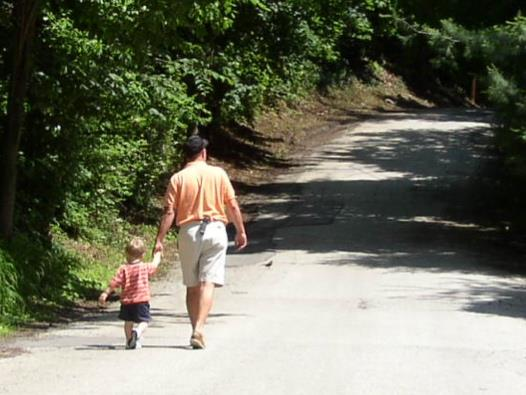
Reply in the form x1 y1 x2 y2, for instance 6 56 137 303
153 240 164 255
226 198 247 251
235 232 248 251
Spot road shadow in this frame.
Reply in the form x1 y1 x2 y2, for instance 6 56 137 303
234 109 526 319
75 344 193 351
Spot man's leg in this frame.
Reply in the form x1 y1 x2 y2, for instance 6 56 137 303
186 281 215 334
183 222 226 348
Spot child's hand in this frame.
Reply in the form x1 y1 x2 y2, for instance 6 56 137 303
98 292 108 308
152 250 162 267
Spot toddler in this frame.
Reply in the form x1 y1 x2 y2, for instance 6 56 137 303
99 237 162 349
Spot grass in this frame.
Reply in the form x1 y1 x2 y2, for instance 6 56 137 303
0 324 12 337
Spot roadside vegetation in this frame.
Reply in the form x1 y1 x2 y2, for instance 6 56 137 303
0 0 524 333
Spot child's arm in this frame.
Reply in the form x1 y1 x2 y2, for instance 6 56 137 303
99 265 125 307
98 285 115 307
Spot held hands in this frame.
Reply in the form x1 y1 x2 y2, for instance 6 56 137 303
153 240 164 255
152 250 163 267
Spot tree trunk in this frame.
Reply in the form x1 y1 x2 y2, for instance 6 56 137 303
0 0 40 240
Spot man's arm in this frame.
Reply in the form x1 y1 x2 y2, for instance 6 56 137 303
225 197 247 250
154 207 175 254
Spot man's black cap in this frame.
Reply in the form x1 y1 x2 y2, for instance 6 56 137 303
184 135 209 157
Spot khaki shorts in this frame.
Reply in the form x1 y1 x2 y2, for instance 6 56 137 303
177 221 228 287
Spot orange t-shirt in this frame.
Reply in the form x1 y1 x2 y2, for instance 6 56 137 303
110 261 157 305
163 161 236 226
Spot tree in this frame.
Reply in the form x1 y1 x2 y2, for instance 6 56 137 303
0 0 41 240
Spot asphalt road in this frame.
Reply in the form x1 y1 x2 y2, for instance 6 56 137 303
2 109 526 395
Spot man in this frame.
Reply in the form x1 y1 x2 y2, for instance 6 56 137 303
154 135 248 349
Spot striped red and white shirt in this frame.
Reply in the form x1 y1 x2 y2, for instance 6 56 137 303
110 261 158 305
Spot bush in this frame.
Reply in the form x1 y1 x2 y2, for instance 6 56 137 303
0 246 23 324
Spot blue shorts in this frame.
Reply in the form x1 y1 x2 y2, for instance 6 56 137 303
118 303 151 323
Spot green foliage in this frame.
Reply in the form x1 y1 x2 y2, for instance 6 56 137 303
0 246 22 322
0 233 82 326
5 234 78 302
422 16 526 127
487 62 526 178
19 5 208 236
